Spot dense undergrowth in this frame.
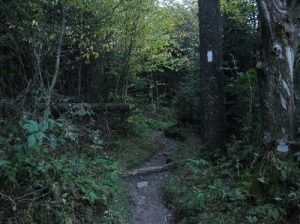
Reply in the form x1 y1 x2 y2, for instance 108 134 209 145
163 130 300 224
0 103 174 223
0 116 129 223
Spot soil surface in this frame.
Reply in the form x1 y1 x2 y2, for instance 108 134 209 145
125 131 177 224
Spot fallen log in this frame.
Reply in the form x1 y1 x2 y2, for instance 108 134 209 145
123 163 175 177
51 103 130 113
0 101 130 119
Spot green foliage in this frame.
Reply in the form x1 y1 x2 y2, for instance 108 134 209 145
127 114 153 137
163 135 300 224
108 109 172 169
0 117 130 223
221 0 257 71
106 105 175 170
0 116 77 153
225 69 260 139
21 118 77 150
173 75 200 124
0 95 176 222
128 108 175 134
108 134 155 170
163 137 238 224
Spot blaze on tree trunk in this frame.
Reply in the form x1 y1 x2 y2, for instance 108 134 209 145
198 0 225 150
256 0 300 152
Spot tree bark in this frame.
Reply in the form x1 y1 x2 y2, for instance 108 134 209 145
256 0 300 152
198 0 225 150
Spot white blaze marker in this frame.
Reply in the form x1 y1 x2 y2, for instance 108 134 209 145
285 46 294 79
207 51 213 62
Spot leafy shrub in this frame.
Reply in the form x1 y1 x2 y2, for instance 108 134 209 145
21 117 77 150
127 100 175 133
127 114 152 136
0 117 130 223
224 69 260 139
163 136 300 224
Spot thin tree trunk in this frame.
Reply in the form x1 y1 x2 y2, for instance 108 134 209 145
122 13 140 103
44 10 66 118
114 74 120 102
256 0 300 152
155 74 159 103
122 39 134 103
33 47 44 91
77 61 82 100
77 12 83 101
198 0 225 150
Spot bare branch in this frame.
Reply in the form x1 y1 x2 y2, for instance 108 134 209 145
0 191 16 207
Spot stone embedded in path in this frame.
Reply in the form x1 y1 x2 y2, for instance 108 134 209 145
137 181 148 189
137 195 146 205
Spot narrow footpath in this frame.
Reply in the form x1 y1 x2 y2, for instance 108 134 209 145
124 131 177 224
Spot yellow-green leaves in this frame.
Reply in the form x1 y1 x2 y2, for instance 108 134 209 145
32 20 38 27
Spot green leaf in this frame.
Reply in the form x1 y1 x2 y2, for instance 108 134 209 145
23 120 39 133
268 208 280 220
280 170 287 181
257 177 266 184
0 160 10 167
35 131 46 142
49 135 57 150
86 191 99 204
28 134 37 149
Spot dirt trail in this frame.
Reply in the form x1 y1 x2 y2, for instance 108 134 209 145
125 131 177 224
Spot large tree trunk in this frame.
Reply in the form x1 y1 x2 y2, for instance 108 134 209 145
198 0 225 150
256 0 300 152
